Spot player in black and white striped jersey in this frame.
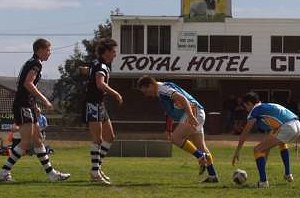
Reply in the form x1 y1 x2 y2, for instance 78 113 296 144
85 38 123 185
0 38 70 182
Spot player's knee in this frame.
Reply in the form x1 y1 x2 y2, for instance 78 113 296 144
253 147 266 159
279 143 288 151
170 134 182 146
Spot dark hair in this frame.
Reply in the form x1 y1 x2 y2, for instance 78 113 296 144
97 38 117 56
243 92 260 104
137 76 157 89
33 38 51 53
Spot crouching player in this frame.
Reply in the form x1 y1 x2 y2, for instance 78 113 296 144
137 76 218 183
232 92 299 188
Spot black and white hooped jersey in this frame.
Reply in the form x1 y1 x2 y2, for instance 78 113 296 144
86 59 111 103
14 54 42 108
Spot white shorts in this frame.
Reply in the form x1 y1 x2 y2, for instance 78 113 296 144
276 119 300 143
180 107 205 133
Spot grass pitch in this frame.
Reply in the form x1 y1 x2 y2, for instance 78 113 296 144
0 141 299 198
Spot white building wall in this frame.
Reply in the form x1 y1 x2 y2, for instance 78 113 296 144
112 16 300 78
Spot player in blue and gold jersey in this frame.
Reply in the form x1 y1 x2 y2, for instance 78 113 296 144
137 76 219 183
232 92 300 188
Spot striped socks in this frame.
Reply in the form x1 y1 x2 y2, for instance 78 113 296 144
34 145 53 174
2 145 24 172
99 141 112 167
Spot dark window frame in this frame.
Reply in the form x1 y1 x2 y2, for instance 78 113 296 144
197 35 252 53
121 25 144 54
147 25 171 55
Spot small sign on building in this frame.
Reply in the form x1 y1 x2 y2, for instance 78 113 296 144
177 31 197 51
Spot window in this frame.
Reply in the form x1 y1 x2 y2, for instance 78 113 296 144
271 36 300 53
197 36 208 52
121 25 144 54
271 36 282 53
159 26 171 54
147 25 171 54
284 36 300 53
210 36 239 53
240 36 252 53
147 26 159 54
197 35 252 53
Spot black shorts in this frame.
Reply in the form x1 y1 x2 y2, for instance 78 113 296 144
13 106 37 125
85 102 109 122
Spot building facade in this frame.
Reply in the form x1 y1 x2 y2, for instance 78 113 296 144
108 15 300 133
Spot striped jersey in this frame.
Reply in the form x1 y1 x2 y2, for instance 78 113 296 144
86 59 110 103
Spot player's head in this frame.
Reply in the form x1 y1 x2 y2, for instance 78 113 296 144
33 38 51 62
242 92 260 111
137 75 158 97
97 38 117 64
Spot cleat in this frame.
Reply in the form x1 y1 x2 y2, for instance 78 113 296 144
0 171 13 182
284 174 294 182
49 170 71 182
257 181 269 188
202 175 219 183
90 173 111 185
100 170 110 182
199 164 206 176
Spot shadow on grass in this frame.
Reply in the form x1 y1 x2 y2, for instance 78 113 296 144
0 180 166 188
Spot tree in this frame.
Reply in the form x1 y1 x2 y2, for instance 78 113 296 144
53 18 113 125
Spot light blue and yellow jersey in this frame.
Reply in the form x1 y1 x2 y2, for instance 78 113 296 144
248 103 298 130
158 82 204 121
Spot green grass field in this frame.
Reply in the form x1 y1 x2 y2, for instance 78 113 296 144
0 141 299 198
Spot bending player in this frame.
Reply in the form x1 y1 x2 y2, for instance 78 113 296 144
137 76 218 183
232 92 299 188
0 39 70 182
85 38 123 185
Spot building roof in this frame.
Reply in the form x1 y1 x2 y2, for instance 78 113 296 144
111 15 182 22
0 76 57 98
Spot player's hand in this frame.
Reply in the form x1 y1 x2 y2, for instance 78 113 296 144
232 151 240 166
115 93 123 105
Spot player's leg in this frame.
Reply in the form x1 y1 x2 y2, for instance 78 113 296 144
86 103 110 184
100 118 115 182
0 107 34 182
32 123 70 181
171 123 207 165
275 120 300 182
254 134 281 188
0 123 32 181
189 108 217 178
189 132 218 182
278 143 293 182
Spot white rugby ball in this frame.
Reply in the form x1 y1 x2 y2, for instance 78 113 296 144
233 169 248 185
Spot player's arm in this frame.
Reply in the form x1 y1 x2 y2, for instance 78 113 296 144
96 72 123 104
232 119 256 166
172 92 198 127
24 69 53 110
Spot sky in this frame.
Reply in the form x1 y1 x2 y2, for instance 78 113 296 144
0 0 299 79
